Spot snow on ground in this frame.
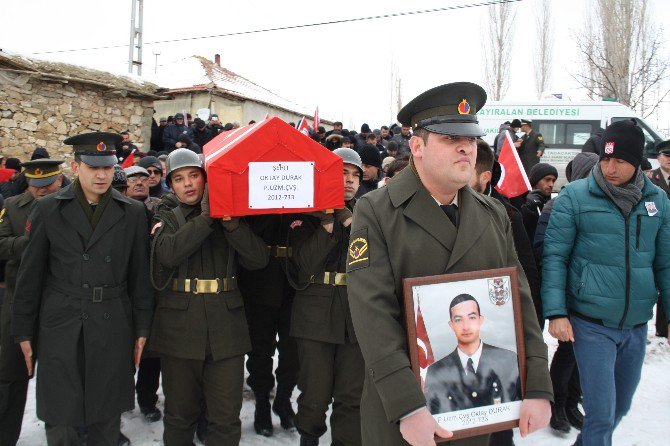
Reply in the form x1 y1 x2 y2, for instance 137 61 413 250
18 327 669 445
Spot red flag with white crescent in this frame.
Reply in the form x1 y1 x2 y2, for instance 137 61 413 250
297 117 310 136
495 131 531 198
416 303 434 370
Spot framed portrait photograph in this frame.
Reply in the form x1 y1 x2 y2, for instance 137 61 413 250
403 267 526 441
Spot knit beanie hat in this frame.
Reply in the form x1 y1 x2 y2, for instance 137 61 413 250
528 163 559 188
600 120 644 167
5 158 21 172
358 144 382 169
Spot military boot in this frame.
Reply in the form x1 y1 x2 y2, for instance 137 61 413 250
272 388 296 431
254 393 273 437
300 435 319 446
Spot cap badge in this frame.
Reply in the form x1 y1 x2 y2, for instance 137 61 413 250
96 142 107 152
34 168 43 175
457 99 471 115
604 141 615 154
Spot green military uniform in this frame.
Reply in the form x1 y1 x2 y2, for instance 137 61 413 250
649 140 670 338
346 83 553 446
518 119 546 175
0 159 63 445
150 191 269 445
11 134 153 445
290 200 365 445
0 190 33 446
238 214 300 434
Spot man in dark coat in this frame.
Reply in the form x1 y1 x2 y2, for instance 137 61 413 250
192 118 216 149
355 145 382 198
150 148 269 445
0 158 64 446
425 295 521 415
290 147 365 446
162 113 194 152
347 83 552 446
514 119 546 174
12 132 153 445
521 163 558 245
649 139 670 338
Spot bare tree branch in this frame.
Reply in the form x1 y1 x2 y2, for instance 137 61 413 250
484 1 516 101
572 0 669 115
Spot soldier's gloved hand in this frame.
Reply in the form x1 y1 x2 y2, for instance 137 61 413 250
200 184 210 216
334 207 353 227
221 217 240 232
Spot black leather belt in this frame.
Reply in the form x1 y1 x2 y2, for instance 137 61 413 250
48 276 126 303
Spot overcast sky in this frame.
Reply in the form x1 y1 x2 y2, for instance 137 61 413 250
2 0 669 134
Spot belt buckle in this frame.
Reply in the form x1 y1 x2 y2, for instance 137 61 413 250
93 287 103 303
191 278 199 295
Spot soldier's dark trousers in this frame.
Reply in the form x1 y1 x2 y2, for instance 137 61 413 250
161 353 244 446
245 294 297 395
294 338 364 446
44 416 120 446
0 379 29 446
135 357 161 409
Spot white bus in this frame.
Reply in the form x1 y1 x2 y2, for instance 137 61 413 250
477 101 665 188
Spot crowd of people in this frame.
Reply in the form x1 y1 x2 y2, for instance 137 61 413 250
0 80 668 446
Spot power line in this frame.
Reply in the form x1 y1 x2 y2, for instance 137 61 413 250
32 0 524 55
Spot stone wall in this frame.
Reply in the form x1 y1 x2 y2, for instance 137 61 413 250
0 75 155 162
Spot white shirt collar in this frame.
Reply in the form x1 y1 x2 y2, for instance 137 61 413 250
457 340 483 376
432 191 459 208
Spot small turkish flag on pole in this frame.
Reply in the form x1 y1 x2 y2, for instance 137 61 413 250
313 106 320 131
121 149 136 169
296 117 310 136
416 300 434 386
495 131 531 198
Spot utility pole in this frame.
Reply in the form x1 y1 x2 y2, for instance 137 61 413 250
153 50 161 74
128 0 144 75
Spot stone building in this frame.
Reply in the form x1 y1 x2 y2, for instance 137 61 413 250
0 50 162 161
151 54 331 127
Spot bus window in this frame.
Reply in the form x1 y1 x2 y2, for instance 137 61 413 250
537 123 565 145
567 123 592 146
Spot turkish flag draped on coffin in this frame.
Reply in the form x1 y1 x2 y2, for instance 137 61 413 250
203 117 343 218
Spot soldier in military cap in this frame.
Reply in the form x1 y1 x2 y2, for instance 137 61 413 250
650 140 670 338
514 119 546 175
149 148 269 445
290 147 365 446
346 82 552 446
11 132 153 446
0 158 63 446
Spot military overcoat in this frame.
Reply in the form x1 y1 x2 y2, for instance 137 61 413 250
11 185 153 426
346 167 552 446
0 191 33 380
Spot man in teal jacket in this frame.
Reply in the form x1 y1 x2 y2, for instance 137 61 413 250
542 119 670 446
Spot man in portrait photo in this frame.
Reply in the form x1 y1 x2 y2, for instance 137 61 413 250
424 294 521 415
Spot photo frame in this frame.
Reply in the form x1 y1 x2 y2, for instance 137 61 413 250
403 267 526 441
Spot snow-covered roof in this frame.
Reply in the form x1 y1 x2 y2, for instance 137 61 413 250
150 55 315 118
0 49 163 99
